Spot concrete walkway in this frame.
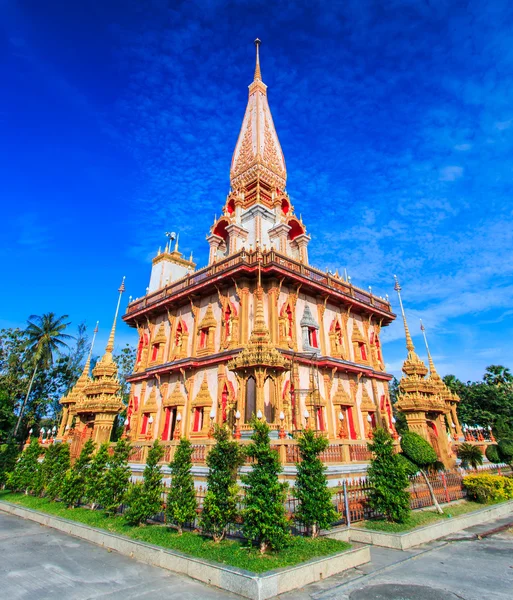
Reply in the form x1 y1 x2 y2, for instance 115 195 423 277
279 516 513 599
0 511 238 599
2 509 512 600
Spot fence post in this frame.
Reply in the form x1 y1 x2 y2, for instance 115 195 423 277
343 479 351 527
441 472 450 504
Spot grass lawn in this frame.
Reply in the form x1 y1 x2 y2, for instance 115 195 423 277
356 500 493 533
0 491 350 573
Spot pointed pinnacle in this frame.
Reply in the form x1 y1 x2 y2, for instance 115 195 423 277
106 277 125 354
420 319 437 374
254 38 262 81
393 275 415 353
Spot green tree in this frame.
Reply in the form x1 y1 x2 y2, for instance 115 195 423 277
444 366 513 435
0 440 19 487
294 428 337 537
99 438 131 516
166 438 197 534
125 440 165 526
41 443 61 496
201 425 245 541
400 431 443 514
242 418 289 553
389 377 408 433
85 442 110 509
367 428 410 523
13 314 73 438
46 443 70 500
457 443 484 470
61 439 95 508
8 438 43 494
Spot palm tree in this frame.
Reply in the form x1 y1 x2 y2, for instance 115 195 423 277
12 313 73 438
457 443 484 470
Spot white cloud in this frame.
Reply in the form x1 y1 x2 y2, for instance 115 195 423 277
439 165 464 181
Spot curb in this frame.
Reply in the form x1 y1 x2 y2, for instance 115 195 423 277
0 500 370 600
341 500 513 550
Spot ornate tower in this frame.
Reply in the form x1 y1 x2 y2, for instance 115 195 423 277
394 277 456 466
123 41 397 477
62 280 125 455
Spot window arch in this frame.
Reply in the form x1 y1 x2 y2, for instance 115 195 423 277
245 377 256 423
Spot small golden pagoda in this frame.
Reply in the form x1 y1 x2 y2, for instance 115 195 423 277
61 280 125 455
57 321 98 438
394 276 459 466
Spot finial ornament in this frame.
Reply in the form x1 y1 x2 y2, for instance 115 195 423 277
393 275 415 353
254 38 262 81
420 319 437 374
106 277 126 354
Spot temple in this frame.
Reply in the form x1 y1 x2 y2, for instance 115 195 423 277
394 276 463 467
120 41 399 479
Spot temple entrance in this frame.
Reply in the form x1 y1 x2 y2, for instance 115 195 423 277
427 421 441 460
70 419 94 460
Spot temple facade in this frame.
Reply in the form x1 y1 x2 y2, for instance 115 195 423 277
394 277 463 467
121 41 399 474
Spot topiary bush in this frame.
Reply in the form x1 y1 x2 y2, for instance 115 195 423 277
367 428 411 523
242 417 290 553
396 453 419 477
99 438 131 516
485 444 502 465
85 442 110 509
166 438 197 535
124 439 164 526
7 438 43 494
200 425 245 542
498 439 513 463
463 473 513 503
61 439 95 508
294 428 338 536
45 443 71 500
400 431 438 468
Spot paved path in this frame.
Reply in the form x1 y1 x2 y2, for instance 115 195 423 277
0 511 238 599
1 509 512 600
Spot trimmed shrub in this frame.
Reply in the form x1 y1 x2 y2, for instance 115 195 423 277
397 453 419 477
45 443 70 500
8 438 43 494
99 438 131 515
0 441 20 487
498 439 513 463
294 428 338 536
85 443 110 508
367 428 410 523
166 438 197 534
463 473 513 503
242 418 289 553
61 439 95 508
400 431 438 468
200 425 245 542
125 439 164 526
485 444 502 464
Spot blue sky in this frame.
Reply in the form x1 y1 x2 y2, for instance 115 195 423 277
2 0 513 381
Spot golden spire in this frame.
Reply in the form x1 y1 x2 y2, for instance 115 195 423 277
81 321 99 377
420 319 437 375
105 277 126 355
254 38 262 81
394 275 415 352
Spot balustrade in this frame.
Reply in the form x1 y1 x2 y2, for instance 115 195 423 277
125 249 391 317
